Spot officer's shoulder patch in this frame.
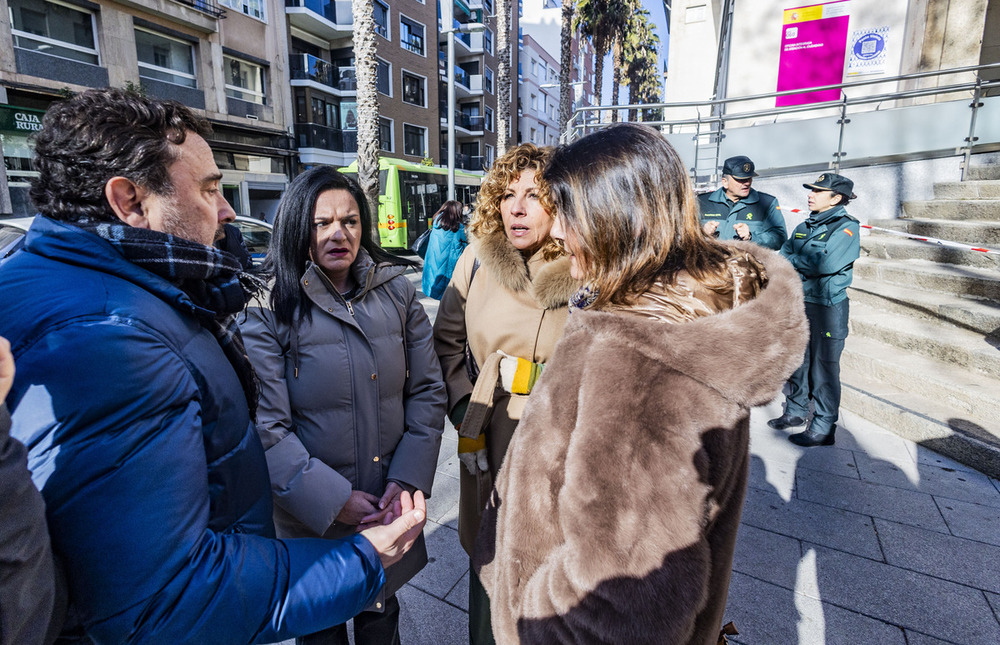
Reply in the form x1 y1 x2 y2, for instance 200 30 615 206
844 229 854 236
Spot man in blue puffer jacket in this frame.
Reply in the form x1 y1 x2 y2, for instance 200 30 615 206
0 87 426 644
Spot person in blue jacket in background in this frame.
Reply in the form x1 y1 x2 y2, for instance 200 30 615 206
768 173 861 447
698 155 787 250
0 87 425 644
421 200 468 300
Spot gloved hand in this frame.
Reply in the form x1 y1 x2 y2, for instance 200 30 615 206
498 351 544 395
458 433 489 475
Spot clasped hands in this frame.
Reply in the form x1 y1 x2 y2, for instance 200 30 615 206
338 481 411 531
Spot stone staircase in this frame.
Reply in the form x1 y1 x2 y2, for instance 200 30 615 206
841 164 1000 477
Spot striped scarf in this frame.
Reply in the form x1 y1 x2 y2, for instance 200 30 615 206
79 221 264 419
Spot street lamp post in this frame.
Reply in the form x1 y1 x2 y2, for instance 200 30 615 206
442 18 485 201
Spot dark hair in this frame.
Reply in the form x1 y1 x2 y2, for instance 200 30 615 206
433 200 464 232
30 87 211 223
834 193 852 207
544 123 734 309
266 166 414 324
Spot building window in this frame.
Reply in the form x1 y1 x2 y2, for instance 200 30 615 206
484 30 493 55
530 127 537 143
9 0 98 65
403 124 426 157
530 94 537 111
484 67 494 94
219 0 265 20
485 144 494 167
485 0 494 15
531 59 537 76
379 117 393 152
135 28 196 88
400 16 425 56
402 71 426 107
374 0 389 39
377 58 391 95
485 106 494 132
224 56 266 105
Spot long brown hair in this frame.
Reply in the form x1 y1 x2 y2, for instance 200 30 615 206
544 123 735 309
433 200 464 232
470 143 563 260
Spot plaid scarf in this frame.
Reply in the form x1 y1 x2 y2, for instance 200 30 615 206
78 221 264 419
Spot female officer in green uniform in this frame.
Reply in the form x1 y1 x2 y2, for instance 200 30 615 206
768 173 860 446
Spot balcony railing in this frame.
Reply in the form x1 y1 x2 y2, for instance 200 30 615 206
172 0 226 18
295 122 357 153
290 54 356 92
285 0 336 23
456 112 486 131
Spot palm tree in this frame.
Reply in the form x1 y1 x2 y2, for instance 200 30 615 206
621 8 660 121
352 0 380 241
574 0 630 122
495 0 512 156
558 0 574 139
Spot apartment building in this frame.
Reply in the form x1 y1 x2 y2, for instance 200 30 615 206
288 0 441 169
437 0 518 171
1 0 295 220
517 32 559 146
518 0 592 138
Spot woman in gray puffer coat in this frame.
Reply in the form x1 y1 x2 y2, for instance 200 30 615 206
241 168 446 645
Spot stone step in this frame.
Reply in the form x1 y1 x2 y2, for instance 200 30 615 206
861 234 1000 271
867 217 1000 247
902 199 1000 221
934 180 1000 200
848 300 1000 380
840 352 1000 478
849 277 1000 335
842 334 1000 423
853 257 1000 301
968 164 1000 181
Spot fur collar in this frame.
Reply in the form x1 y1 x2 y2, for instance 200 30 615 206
472 228 579 309
564 242 807 407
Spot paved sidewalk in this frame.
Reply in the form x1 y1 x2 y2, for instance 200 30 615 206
283 269 1000 644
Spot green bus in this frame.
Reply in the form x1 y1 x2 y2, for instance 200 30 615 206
341 158 482 250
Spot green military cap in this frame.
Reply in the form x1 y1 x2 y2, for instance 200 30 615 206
723 155 758 179
803 172 857 199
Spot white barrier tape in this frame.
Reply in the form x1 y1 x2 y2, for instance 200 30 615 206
786 209 999 255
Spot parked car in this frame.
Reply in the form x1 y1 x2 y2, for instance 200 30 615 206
231 216 272 266
0 215 272 265
0 217 34 262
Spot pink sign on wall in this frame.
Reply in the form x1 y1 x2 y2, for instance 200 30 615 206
776 1 851 107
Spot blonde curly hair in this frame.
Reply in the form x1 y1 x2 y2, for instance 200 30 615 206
470 143 564 260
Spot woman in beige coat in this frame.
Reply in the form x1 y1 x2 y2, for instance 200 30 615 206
433 144 579 645
474 124 808 644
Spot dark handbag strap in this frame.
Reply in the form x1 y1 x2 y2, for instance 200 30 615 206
464 258 481 382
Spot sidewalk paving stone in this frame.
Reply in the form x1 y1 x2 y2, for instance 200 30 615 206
795 467 949 532
724 572 907 645
936 497 1000 546
874 518 1000 593
806 543 1000 642
741 486 882 560
731 524 803 589
855 451 1000 508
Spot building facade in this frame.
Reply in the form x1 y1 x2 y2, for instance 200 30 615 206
437 0 519 171
288 0 443 170
517 33 559 146
1 0 295 220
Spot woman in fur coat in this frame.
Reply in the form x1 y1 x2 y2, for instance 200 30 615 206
433 144 579 645
474 124 808 645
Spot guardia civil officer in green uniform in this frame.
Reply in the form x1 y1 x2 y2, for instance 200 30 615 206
698 155 787 250
768 173 860 447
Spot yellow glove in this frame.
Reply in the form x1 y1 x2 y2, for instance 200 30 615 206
458 433 489 475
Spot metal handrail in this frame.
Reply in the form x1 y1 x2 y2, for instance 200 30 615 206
563 62 1000 180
